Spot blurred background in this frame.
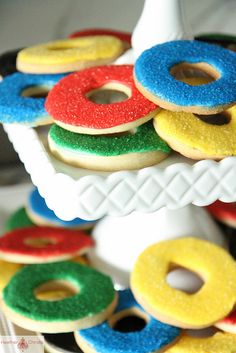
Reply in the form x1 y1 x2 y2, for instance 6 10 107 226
0 0 235 177
0 0 235 51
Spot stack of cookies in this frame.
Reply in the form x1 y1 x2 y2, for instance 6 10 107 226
1 28 236 352
2 230 236 352
45 63 171 171
1 33 236 172
0 187 97 299
134 39 236 161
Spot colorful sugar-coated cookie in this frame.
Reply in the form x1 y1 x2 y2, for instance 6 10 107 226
45 65 159 134
131 237 236 329
0 72 65 125
69 28 131 47
1 262 117 333
48 121 170 171
41 332 83 353
31 257 89 300
5 207 35 232
206 201 236 228
0 48 23 78
0 260 22 295
75 289 181 353
153 77 236 160
27 188 96 228
134 40 236 114
216 308 236 334
0 226 94 264
164 332 236 353
17 36 124 74
196 33 236 51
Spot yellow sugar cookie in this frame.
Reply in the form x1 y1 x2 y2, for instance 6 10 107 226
17 36 124 74
131 237 236 329
165 332 236 353
153 77 236 160
0 260 22 295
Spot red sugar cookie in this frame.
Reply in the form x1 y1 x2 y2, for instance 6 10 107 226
216 309 236 334
206 201 236 228
69 28 131 46
45 65 159 134
0 226 94 264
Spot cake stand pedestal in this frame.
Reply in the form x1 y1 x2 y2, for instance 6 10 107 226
88 204 226 289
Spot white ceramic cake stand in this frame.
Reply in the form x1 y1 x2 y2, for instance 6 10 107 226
4 0 236 222
5 122 236 221
1 0 234 331
116 0 193 64
88 204 226 290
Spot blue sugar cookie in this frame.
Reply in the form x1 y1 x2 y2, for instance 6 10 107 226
0 72 65 125
134 40 236 114
75 289 181 353
27 188 96 229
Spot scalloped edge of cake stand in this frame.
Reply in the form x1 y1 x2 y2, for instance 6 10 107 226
4 123 236 221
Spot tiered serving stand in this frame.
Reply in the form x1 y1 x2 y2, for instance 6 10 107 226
1 0 236 349
4 0 236 222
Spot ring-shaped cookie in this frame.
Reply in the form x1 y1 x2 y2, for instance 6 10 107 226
134 40 236 114
196 33 236 51
0 226 94 263
153 101 236 160
27 188 96 228
164 332 236 353
75 289 180 353
45 65 158 134
48 121 170 171
5 207 34 232
0 72 65 125
206 201 236 228
131 237 236 329
0 48 23 78
69 28 131 48
1 262 117 333
17 36 124 74
216 308 236 334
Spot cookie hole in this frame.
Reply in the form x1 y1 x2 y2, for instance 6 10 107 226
170 62 219 83
86 83 131 104
24 237 57 248
35 280 79 302
48 41 91 51
21 86 50 98
109 308 148 333
167 265 204 294
196 112 231 125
